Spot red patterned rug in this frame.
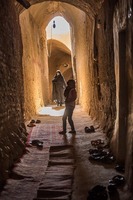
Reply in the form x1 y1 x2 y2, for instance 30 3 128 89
27 123 71 147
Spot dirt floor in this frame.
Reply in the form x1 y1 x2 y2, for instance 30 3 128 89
0 105 132 200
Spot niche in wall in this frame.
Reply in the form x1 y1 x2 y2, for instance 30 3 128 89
118 30 128 162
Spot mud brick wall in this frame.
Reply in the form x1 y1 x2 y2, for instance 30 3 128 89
0 0 26 185
0 0 24 136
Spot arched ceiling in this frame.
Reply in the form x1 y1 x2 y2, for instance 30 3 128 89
19 1 88 32
15 0 105 16
48 39 71 55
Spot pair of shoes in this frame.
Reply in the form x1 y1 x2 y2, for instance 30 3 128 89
30 139 43 146
59 131 66 134
69 130 76 134
27 122 36 127
36 119 41 123
30 119 41 124
85 125 95 133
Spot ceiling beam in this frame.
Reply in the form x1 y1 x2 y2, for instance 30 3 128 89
16 0 31 9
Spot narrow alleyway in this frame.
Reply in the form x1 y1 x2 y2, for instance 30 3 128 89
0 105 132 200
1 0 133 197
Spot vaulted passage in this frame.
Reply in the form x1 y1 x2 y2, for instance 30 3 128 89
0 0 133 199
19 1 95 118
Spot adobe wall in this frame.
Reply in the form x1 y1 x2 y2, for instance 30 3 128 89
0 0 27 185
83 1 116 136
111 0 133 190
20 10 50 119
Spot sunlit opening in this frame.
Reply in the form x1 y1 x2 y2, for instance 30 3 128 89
46 16 71 50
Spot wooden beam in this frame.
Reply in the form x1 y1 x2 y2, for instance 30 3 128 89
16 0 31 9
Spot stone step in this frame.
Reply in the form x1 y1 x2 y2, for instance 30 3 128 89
37 189 71 198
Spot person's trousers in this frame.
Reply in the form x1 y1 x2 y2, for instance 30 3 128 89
62 106 75 132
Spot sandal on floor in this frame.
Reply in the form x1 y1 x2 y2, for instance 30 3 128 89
59 131 66 134
27 123 36 127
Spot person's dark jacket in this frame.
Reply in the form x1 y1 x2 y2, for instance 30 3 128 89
64 86 77 107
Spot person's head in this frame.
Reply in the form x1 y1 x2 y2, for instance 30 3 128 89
67 79 76 88
56 70 61 76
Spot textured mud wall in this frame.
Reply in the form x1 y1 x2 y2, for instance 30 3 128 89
126 0 133 190
20 11 49 119
0 1 24 133
111 0 133 190
111 0 128 161
84 1 116 136
0 0 27 185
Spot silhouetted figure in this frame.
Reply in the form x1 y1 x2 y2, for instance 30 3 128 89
59 79 77 134
52 70 66 106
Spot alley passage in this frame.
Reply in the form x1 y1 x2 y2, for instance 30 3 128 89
0 106 131 200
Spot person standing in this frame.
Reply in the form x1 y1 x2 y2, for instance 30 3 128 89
52 70 66 106
59 79 77 134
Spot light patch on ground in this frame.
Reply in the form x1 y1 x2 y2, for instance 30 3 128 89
37 106 65 116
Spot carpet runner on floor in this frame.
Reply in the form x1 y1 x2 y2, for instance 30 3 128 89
28 124 67 147
33 144 75 200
